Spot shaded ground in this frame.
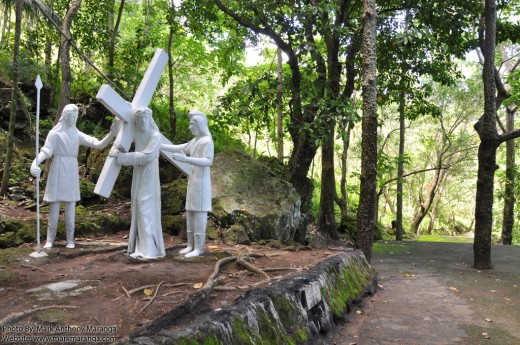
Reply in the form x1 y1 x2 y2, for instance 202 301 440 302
0 233 340 344
326 240 520 345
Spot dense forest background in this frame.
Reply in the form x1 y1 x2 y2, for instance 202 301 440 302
0 0 519 269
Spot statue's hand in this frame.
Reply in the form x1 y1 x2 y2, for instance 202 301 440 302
109 148 120 157
110 118 122 136
172 153 189 163
30 165 41 178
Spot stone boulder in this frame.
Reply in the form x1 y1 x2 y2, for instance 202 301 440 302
211 151 304 243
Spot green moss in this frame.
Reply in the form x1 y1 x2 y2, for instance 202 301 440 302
175 338 199 345
0 247 32 265
36 308 69 324
0 220 36 248
321 257 373 318
232 316 255 344
295 327 308 342
0 269 17 281
201 335 220 345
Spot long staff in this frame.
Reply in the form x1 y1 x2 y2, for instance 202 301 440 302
34 75 43 255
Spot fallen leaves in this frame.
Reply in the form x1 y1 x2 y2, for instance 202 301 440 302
193 282 203 289
143 288 153 296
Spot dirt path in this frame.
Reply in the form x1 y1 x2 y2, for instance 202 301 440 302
325 241 520 345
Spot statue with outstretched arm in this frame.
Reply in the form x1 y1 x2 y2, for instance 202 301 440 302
30 104 119 249
161 110 213 258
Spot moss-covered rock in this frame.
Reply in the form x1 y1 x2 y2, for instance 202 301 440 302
0 219 36 248
211 151 304 244
162 214 186 237
161 179 187 215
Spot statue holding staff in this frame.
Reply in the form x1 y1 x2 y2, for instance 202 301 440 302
30 104 118 249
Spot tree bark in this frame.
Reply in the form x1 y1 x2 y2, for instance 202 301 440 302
109 0 125 72
167 0 177 140
356 0 378 263
501 106 515 245
55 0 82 123
473 0 498 269
276 48 284 161
0 0 22 196
396 87 405 241
499 45 517 246
318 131 338 239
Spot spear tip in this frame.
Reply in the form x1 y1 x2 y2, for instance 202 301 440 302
35 75 43 90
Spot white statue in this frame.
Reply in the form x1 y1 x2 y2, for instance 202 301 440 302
110 107 165 259
161 111 213 258
30 104 118 249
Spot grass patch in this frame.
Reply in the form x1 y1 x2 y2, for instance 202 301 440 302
417 234 473 244
372 241 412 255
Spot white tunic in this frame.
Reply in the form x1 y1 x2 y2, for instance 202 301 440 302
180 136 214 212
41 128 103 202
118 130 165 258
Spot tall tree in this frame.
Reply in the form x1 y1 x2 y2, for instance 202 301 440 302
356 0 378 261
276 47 284 161
55 0 82 122
498 44 519 245
473 0 518 269
167 0 178 140
0 0 22 196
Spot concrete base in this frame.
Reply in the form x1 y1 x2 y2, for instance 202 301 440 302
29 251 48 258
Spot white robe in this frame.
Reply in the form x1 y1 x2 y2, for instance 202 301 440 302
41 128 104 202
117 130 165 258
180 136 214 212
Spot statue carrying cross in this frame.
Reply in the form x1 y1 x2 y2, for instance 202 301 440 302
94 48 190 198
95 48 190 259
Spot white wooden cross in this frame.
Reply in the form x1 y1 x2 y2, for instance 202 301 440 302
94 48 190 198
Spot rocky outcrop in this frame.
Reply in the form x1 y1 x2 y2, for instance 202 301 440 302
120 250 377 345
211 151 305 243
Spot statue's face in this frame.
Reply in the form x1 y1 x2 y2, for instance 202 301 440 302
136 113 149 132
189 119 200 136
63 109 78 127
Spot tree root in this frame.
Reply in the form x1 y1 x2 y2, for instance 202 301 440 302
237 257 270 280
19 264 52 274
139 281 164 314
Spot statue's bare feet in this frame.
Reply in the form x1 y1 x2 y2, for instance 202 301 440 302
184 249 203 258
179 246 193 254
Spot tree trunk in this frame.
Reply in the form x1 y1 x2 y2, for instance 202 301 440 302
318 130 338 239
276 48 284 161
109 0 125 72
499 43 517 245
0 0 22 196
167 0 177 140
335 122 352 219
501 106 515 245
55 0 82 122
396 89 405 241
473 0 497 270
356 0 378 263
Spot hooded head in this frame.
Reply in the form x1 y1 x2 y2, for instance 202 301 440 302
55 104 79 130
188 110 211 137
135 107 159 133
